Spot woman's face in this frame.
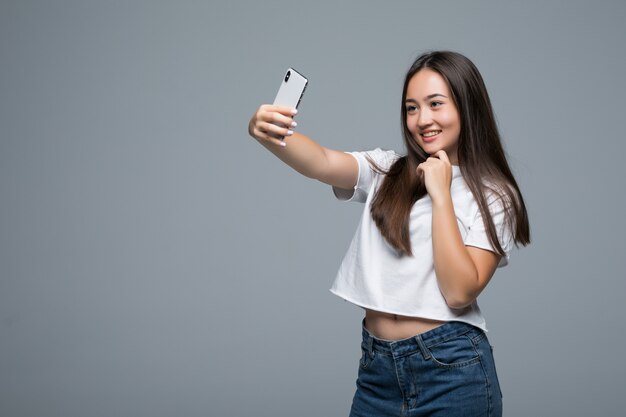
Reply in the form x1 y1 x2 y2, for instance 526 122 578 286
405 69 461 165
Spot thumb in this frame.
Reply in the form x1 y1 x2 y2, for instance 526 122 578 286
416 164 424 180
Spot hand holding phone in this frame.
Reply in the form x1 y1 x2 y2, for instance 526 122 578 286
248 68 308 147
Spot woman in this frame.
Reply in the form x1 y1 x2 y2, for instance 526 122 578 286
248 51 530 417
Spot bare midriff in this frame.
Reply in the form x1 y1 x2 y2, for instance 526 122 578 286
364 308 447 340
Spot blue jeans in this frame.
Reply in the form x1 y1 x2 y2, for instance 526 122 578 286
349 319 503 417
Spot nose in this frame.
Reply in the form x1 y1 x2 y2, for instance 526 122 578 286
416 108 432 129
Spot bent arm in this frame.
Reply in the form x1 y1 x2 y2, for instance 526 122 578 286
431 196 501 309
418 152 501 309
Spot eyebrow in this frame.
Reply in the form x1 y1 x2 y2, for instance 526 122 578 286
405 93 448 103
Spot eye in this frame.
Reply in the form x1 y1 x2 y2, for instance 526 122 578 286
431 101 443 108
406 105 418 113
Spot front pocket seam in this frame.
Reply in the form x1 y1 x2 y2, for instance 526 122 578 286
429 354 482 369
427 334 482 369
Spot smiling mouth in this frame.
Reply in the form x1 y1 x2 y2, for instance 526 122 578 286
420 130 441 143
421 130 441 138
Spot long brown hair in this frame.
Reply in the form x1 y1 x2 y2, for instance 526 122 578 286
370 51 530 256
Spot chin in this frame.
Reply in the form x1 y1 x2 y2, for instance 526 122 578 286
422 146 442 155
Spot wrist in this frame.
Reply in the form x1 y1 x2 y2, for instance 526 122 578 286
431 192 453 209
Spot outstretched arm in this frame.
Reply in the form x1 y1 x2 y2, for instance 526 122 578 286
248 104 358 190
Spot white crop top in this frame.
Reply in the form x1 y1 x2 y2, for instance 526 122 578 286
330 148 514 332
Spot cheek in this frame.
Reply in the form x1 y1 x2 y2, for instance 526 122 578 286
406 117 417 133
440 112 460 129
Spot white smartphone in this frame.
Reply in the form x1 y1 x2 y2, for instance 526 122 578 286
273 68 308 109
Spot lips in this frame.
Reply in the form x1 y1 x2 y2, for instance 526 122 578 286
420 130 441 143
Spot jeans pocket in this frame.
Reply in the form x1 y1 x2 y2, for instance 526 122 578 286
426 334 481 369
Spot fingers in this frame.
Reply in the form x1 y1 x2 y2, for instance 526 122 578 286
256 105 297 131
258 105 298 131
254 113 295 147
260 104 298 117
259 111 297 129
250 104 299 148
257 121 294 139
421 151 450 167
416 153 449 177
433 150 449 163
416 164 424 180
416 160 431 175
251 125 288 147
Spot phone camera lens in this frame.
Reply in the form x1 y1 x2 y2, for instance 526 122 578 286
285 70 291 82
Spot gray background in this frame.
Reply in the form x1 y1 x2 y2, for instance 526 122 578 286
1 0 625 416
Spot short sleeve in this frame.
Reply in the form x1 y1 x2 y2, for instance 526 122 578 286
332 148 400 203
464 192 515 267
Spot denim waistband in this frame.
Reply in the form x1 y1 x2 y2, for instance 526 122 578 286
361 318 484 358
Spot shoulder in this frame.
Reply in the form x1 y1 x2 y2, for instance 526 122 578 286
348 148 402 172
456 176 516 223
333 148 402 202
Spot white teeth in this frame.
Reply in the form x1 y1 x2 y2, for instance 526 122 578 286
422 130 441 138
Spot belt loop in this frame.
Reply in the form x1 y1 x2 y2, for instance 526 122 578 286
363 317 374 356
367 332 374 356
415 334 431 360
